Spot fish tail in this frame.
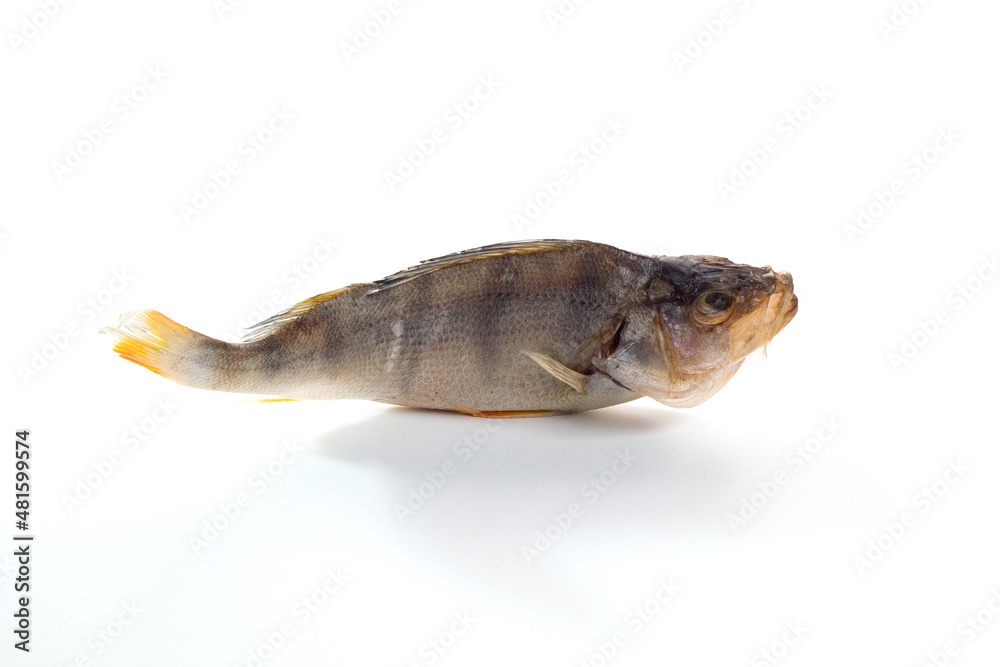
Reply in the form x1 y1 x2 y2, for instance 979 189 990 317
104 289 353 398
101 310 258 393
100 309 196 375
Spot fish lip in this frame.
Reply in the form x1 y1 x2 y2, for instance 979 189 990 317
759 272 796 344
782 294 798 326
772 271 796 334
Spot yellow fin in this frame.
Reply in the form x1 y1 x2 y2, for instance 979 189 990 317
242 397 302 404
521 350 589 393
242 286 352 341
451 405 564 418
100 310 196 378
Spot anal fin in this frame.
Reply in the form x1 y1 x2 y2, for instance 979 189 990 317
451 405 564 418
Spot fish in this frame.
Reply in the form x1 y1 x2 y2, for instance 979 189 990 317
101 240 797 417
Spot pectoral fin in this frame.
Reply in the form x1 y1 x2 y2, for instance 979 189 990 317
521 350 590 394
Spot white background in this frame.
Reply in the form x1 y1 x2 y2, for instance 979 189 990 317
3 0 1000 665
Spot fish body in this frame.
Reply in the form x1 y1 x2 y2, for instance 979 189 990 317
103 240 797 416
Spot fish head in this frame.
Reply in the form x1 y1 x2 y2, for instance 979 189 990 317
656 253 797 366
595 255 797 408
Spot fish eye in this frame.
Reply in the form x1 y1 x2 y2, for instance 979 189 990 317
693 290 734 324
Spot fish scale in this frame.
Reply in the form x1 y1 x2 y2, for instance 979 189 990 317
346 244 642 411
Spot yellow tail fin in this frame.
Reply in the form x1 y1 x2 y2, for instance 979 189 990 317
100 310 196 379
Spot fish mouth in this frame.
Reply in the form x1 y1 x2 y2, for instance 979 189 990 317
782 294 798 328
749 271 796 358
724 268 796 361
769 271 797 338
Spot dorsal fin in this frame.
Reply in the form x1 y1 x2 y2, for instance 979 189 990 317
241 240 588 340
241 286 352 342
366 239 585 294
